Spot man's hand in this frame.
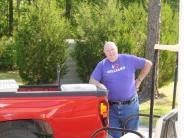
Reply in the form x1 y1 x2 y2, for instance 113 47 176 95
89 77 107 90
98 83 107 90
135 78 142 91
135 59 152 91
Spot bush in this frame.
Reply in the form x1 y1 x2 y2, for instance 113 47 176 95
159 4 179 86
121 2 148 56
73 0 147 82
73 0 123 82
0 1 8 37
0 36 16 70
15 0 70 84
159 51 176 86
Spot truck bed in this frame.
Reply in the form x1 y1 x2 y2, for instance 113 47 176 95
0 80 108 138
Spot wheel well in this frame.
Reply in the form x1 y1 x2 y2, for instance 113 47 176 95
0 119 53 136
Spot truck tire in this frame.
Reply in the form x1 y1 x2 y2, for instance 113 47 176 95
0 128 38 138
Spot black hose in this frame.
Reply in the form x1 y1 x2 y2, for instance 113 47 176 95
90 127 145 138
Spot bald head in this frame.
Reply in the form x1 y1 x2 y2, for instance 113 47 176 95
103 41 118 62
104 41 118 52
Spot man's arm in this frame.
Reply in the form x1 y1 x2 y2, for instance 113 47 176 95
135 59 152 89
89 77 107 89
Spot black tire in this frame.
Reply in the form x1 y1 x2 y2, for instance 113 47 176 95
0 128 38 138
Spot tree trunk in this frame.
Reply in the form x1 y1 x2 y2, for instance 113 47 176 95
65 0 72 18
140 0 161 100
17 0 20 16
8 0 13 36
17 0 20 27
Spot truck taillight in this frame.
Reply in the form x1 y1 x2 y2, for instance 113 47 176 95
99 100 109 127
100 103 108 117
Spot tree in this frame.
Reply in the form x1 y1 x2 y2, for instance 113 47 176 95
141 0 161 99
0 36 16 70
73 0 148 82
73 0 124 82
15 0 70 84
8 0 13 36
0 1 8 37
65 0 72 18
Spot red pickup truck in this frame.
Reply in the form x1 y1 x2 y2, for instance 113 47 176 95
0 80 108 138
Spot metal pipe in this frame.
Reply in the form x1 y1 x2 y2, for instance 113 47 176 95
172 53 178 109
148 49 158 138
57 64 61 90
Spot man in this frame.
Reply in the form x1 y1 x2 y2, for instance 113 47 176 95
89 41 152 138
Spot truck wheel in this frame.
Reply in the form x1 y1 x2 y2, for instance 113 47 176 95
0 128 38 138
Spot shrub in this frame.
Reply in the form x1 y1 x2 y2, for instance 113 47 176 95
159 4 179 86
121 2 148 56
73 0 123 82
0 36 16 70
0 1 8 37
15 0 70 84
73 0 147 82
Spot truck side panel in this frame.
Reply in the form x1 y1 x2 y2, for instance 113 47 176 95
0 95 108 138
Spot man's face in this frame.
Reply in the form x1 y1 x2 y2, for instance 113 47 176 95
104 44 118 62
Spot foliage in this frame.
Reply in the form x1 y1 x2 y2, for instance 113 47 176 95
119 0 148 9
121 2 148 55
73 0 147 82
72 0 121 82
0 36 16 70
160 4 178 44
14 0 70 84
0 0 179 87
159 4 179 86
0 1 8 37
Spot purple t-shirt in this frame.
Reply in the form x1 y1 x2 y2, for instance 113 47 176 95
91 54 146 101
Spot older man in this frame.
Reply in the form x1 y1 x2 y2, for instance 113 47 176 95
89 41 152 138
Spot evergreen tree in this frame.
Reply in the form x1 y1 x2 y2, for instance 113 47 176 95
15 0 70 84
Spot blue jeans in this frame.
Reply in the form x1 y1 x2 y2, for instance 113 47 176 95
109 94 139 138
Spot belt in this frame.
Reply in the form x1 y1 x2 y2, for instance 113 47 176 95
109 96 137 105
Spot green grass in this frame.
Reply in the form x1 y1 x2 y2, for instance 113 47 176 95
140 82 178 127
0 70 23 84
